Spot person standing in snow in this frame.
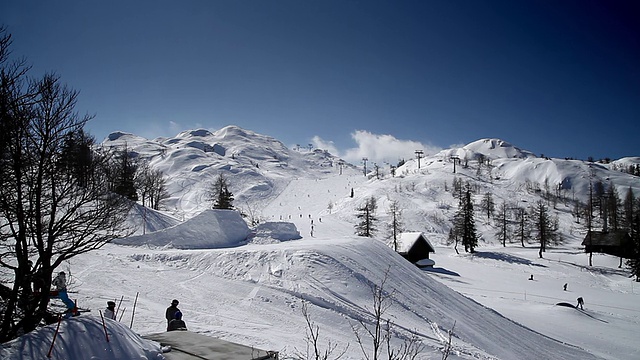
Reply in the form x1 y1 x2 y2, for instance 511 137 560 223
576 297 584 310
167 310 187 331
104 301 117 320
52 271 77 315
165 299 180 330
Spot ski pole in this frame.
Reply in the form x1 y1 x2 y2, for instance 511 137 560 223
119 307 127 322
99 310 110 342
115 295 124 318
130 292 139 329
47 314 62 358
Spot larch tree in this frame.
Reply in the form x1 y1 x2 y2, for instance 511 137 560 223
513 206 531 247
531 201 562 258
480 192 495 221
387 199 404 251
494 201 509 247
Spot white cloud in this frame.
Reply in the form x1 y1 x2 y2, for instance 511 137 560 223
313 130 441 165
311 136 339 155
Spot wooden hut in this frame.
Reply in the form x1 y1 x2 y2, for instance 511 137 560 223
581 230 634 259
393 232 436 267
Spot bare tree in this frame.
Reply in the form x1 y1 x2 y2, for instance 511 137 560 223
137 161 168 210
0 28 131 341
494 201 509 247
387 200 404 251
293 301 348 360
351 268 424 360
479 192 495 221
531 201 562 258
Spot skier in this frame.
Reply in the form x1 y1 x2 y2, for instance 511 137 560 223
563 283 568 291
576 297 584 310
165 299 180 330
52 271 77 316
104 301 117 320
167 310 188 331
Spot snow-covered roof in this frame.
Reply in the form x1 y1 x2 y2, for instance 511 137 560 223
397 232 435 254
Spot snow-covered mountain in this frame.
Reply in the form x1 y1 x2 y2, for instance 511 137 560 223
103 128 639 240
104 125 355 219
4 126 637 360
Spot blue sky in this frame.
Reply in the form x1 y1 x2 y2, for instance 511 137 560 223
2 1 638 162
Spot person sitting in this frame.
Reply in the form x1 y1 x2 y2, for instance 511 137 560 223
167 311 187 331
165 299 180 330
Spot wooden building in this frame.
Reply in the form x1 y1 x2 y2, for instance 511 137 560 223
581 230 634 258
394 232 436 267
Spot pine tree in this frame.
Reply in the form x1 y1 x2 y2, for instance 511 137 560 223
211 174 234 210
453 186 478 253
462 188 478 252
111 145 139 201
355 196 378 237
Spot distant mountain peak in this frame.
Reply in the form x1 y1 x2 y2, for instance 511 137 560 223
463 138 536 159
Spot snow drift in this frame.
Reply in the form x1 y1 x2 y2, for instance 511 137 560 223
113 209 250 249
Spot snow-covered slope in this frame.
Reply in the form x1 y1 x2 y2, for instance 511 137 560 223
103 125 357 220
4 126 637 360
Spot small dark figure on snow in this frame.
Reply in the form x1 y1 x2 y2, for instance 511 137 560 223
167 311 187 331
576 297 584 310
166 299 180 330
104 301 116 320
563 283 568 291
528 274 534 281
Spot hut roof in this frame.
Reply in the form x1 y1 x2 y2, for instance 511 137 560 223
397 232 435 253
581 230 631 247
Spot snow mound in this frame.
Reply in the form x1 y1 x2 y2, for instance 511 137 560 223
0 315 164 360
251 222 302 243
113 209 250 249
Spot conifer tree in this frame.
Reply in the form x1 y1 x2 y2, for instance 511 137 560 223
625 195 640 281
211 174 234 210
452 186 478 253
111 145 139 201
355 196 378 237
